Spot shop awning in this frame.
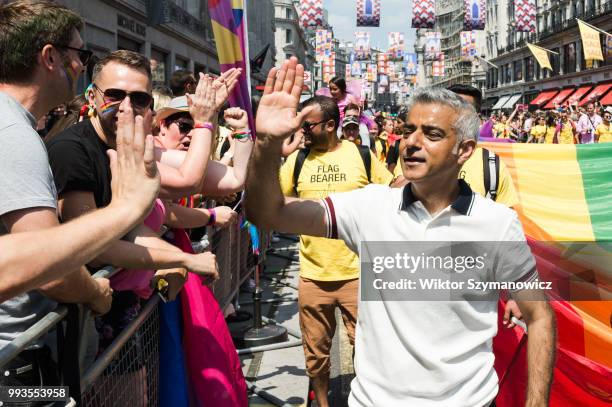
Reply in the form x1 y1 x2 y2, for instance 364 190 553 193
530 89 559 106
502 94 522 109
601 89 612 106
579 83 612 106
481 97 498 110
492 95 511 110
566 85 592 106
544 88 575 109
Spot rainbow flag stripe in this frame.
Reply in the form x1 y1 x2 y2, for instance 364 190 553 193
482 142 612 405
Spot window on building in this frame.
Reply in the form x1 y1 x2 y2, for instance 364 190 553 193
151 48 168 85
117 35 141 52
285 29 292 44
514 60 523 81
525 57 534 81
551 47 560 76
605 33 612 66
286 7 292 19
506 63 512 83
564 43 576 74
175 56 188 71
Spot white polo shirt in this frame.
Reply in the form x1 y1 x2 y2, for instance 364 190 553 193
321 180 538 407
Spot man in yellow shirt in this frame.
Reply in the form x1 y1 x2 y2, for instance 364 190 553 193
595 107 612 143
279 96 393 407
555 110 578 144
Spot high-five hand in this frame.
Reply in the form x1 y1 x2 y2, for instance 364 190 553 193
256 57 313 140
187 73 216 124
213 68 242 111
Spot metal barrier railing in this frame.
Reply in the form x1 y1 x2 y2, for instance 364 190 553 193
0 215 269 406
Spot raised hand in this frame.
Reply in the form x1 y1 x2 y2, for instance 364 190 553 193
213 68 242 111
186 73 216 124
224 107 249 131
108 96 160 219
256 57 313 140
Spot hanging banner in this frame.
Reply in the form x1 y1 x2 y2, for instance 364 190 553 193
404 53 418 75
351 60 363 77
299 0 323 28
388 32 405 61
425 32 442 60
355 31 371 60
377 52 388 74
356 0 381 27
515 0 536 33
527 43 553 70
460 31 477 61
208 0 254 134
412 0 435 29
464 0 486 30
322 52 336 83
315 29 332 62
367 63 377 82
577 20 604 61
432 54 445 77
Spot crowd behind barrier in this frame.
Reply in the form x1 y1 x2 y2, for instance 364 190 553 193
0 198 269 405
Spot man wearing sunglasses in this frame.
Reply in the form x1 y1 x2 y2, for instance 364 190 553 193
48 50 220 301
276 95 393 407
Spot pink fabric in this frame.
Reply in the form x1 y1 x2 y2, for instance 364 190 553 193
109 199 166 298
174 228 248 407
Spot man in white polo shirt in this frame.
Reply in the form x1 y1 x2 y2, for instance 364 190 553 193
246 57 556 406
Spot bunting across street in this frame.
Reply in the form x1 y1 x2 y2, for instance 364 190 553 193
412 0 436 29
515 0 537 32
356 0 381 27
299 0 323 28
463 0 486 30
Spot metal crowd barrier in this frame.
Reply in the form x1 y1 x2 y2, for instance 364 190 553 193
0 216 270 406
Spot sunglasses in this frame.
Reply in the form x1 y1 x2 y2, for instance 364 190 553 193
57 45 93 65
302 120 327 132
93 84 153 110
168 119 194 134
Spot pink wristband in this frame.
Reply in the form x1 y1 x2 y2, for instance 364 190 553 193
194 122 214 131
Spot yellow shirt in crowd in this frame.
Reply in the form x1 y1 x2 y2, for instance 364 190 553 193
280 140 394 281
530 125 546 143
394 147 519 208
557 122 575 144
595 123 612 143
374 138 386 163
543 126 556 144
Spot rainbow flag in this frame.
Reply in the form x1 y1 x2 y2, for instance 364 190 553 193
208 0 254 134
481 142 612 405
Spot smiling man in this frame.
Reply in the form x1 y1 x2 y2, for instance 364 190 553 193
246 58 556 407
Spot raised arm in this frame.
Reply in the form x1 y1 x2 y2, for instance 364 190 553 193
244 57 327 237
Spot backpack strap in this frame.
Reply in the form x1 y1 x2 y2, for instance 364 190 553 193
482 148 500 201
293 148 310 196
357 144 372 183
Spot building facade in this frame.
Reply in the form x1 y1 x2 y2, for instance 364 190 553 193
484 0 612 110
416 0 487 91
56 0 219 91
273 0 314 71
248 0 276 86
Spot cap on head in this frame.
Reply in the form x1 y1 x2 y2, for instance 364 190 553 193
342 115 360 128
155 95 189 124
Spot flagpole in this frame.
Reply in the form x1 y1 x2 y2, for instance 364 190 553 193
474 55 498 69
527 42 559 55
577 19 612 37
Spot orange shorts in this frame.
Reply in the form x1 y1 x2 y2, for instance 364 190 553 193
298 277 358 378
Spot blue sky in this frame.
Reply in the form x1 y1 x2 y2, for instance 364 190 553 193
324 0 416 51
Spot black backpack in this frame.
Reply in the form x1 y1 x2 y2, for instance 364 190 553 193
482 148 500 201
292 144 372 196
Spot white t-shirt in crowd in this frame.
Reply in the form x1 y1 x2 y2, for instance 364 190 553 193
321 180 538 407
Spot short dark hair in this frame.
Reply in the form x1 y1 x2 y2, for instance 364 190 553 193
447 84 483 112
299 96 340 131
0 0 83 84
343 103 360 114
92 50 152 84
170 69 195 96
329 76 346 94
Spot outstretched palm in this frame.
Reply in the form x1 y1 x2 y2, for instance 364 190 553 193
256 58 310 140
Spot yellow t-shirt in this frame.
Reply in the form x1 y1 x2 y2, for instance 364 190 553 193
557 122 575 144
393 147 519 208
595 123 612 143
494 123 511 139
374 138 387 162
530 125 546 143
543 126 556 144
280 140 394 281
